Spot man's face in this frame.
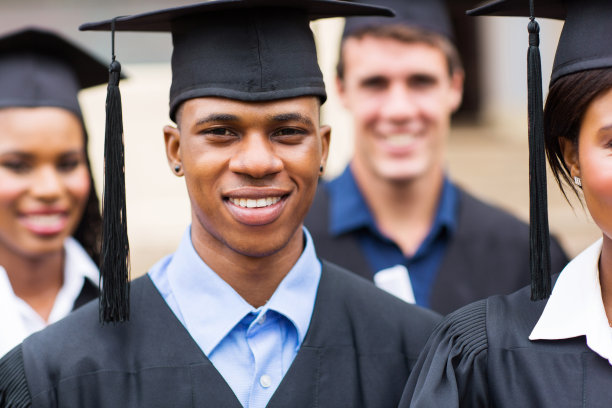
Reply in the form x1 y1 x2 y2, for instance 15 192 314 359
338 35 463 183
165 96 330 259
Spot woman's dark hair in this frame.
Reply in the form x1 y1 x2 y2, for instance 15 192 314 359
544 68 612 204
72 126 102 266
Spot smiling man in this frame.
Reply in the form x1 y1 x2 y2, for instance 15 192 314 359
305 0 569 314
0 1 440 407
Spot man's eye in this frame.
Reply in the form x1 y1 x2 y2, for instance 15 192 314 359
272 128 305 136
205 128 234 136
410 75 437 89
271 128 307 143
361 77 388 90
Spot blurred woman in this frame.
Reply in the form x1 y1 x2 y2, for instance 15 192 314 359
0 27 105 357
401 0 612 406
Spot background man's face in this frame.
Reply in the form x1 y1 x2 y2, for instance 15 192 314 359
165 96 330 259
338 35 463 183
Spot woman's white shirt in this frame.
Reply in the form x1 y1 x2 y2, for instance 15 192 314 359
0 237 99 357
530 238 612 365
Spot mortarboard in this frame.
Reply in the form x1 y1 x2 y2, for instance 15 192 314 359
468 0 612 85
79 0 394 323
0 27 109 117
467 0 611 300
342 0 454 41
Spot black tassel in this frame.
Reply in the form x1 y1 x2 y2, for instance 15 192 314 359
527 16 551 300
100 20 130 323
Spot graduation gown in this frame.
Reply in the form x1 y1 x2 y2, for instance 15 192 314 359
0 261 440 408
305 185 569 315
399 283 612 407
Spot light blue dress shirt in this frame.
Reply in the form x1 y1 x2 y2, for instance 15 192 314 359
148 226 321 408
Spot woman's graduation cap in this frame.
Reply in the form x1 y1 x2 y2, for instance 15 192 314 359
0 27 109 117
80 0 393 323
467 0 611 300
343 0 454 41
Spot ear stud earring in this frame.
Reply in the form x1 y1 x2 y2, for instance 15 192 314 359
574 176 581 187
174 164 181 174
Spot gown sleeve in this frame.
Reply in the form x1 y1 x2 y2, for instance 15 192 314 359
0 345 32 408
399 299 490 408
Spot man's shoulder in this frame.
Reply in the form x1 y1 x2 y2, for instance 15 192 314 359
26 275 153 345
319 260 441 334
21 276 171 373
456 186 529 236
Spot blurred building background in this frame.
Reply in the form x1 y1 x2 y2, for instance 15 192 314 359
0 0 599 276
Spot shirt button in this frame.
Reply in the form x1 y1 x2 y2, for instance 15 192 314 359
258 313 266 324
260 374 272 388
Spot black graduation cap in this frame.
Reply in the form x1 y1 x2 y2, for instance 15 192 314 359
0 27 109 117
81 0 394 122
469 0 612 85
467 0 609 301
79 0 393 323
342 0 454 41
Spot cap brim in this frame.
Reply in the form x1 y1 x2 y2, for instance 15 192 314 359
466 0 566 19
80 0 394 32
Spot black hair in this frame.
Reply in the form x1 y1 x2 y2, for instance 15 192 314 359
336 24 462 81
72 125 102 266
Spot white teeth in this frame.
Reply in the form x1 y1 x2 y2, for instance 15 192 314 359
387 134 416 147
229 197 281 208
25 214 63 226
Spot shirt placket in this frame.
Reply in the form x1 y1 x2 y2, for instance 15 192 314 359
246 310 282 407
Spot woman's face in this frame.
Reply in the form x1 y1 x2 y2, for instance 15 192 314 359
566 87 612 242
0 107 91 258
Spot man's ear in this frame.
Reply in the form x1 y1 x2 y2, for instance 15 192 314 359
560 137 580 178
164 124 182 176
448 69 465 113
319 125 331 172
336 76 350 110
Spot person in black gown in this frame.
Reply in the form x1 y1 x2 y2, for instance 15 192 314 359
0 28 103 358
0 1 442 407
400 0 612 406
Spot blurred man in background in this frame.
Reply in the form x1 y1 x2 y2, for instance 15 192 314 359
306 0 568 314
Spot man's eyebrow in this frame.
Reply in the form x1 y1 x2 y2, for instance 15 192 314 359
269 113 314 127
195 113 239 126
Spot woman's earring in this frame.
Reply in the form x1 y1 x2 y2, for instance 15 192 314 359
574 176 582 187
174 164 181 174
319 165 324 173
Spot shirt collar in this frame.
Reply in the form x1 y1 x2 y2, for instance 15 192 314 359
530 238 612 365
326 166 458 238
0 238 99 355
166 226 321 356
48 237 99 323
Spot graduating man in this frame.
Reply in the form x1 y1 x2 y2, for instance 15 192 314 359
305 0 569 314
0 1 440 407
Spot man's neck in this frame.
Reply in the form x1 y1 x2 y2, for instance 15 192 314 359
350 160 445 256
191 227 305 308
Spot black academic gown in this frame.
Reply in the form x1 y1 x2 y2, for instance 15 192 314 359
305 184 569 315
72 278 99 310
0 261 440 408
400 283 612 407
